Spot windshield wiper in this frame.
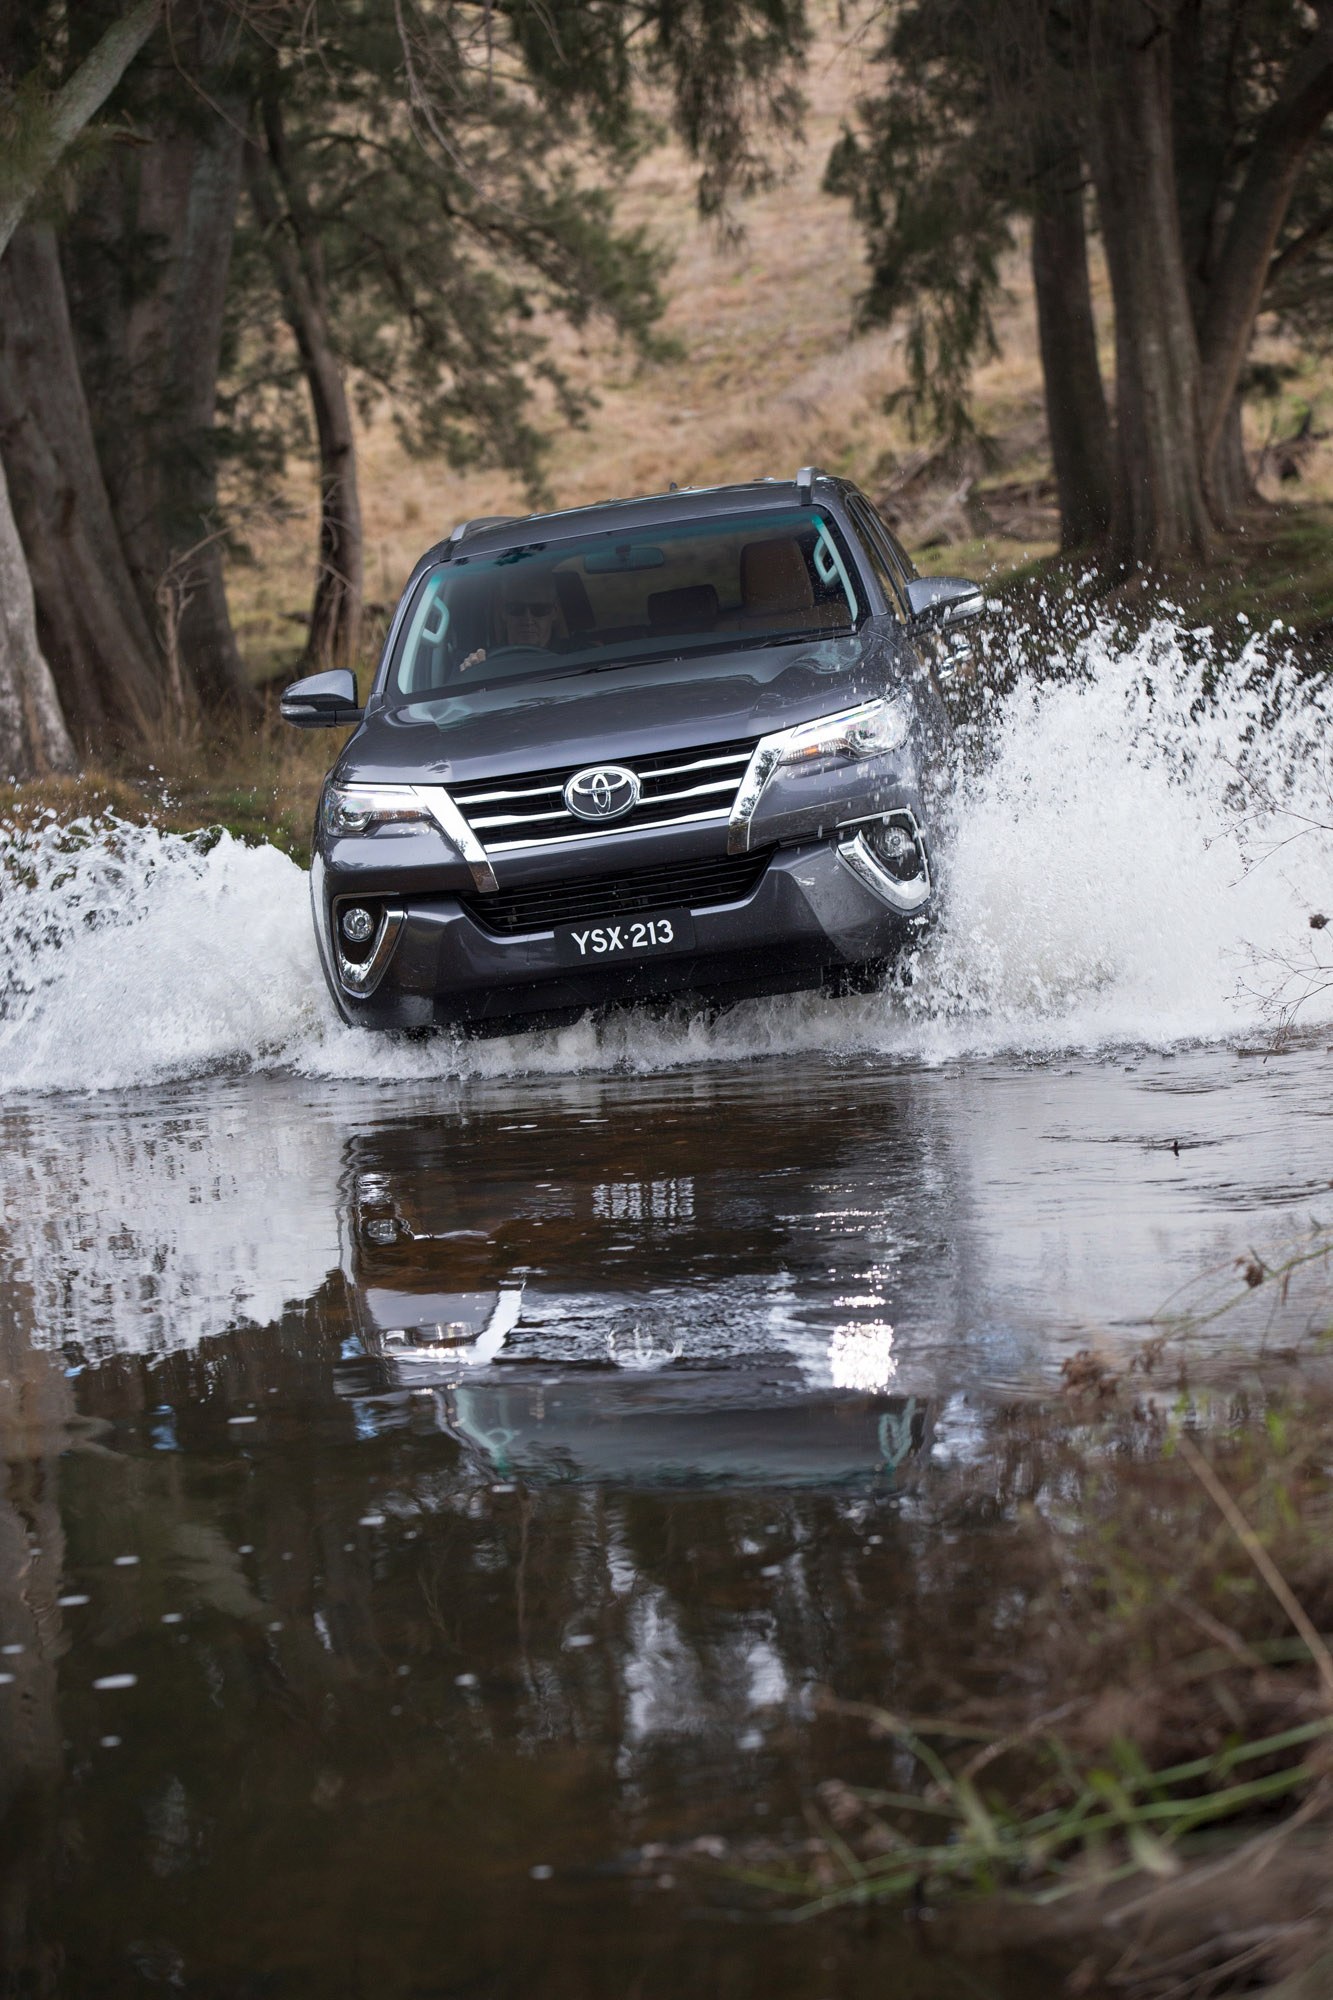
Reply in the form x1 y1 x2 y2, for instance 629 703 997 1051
562 629 848 677
566 649 702 676
723 627 849 653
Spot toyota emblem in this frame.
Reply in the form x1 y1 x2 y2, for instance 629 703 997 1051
564 765 640 821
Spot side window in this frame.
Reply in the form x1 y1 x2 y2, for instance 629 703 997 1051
847 498 908 619
874 513 917 585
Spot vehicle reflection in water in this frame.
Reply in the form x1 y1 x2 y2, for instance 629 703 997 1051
336 1146 931 1488
0 1048 1330 1993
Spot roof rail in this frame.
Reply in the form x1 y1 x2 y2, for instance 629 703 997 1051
795 465 828 502
445 514 518 551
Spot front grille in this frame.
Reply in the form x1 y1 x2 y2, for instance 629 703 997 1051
447 736 757 853
461 849 773 936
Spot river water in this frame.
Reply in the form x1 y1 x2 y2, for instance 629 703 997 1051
1 625 1331 1993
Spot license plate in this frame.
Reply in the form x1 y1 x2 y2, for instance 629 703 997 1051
554 907 695 967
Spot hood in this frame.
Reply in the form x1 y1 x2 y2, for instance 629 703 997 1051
340 625 915 785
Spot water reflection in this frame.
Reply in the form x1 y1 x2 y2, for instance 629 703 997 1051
407 1373 931 1487
5 1049 1330 1383
0 1049 1328 1990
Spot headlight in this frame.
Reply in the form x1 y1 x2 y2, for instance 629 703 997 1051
776 698 912 768
324 784 435 836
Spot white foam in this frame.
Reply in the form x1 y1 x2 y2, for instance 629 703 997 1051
0 818 328 1092
1 613 1329 1096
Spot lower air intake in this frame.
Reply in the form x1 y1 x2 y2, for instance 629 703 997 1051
461 849 772 936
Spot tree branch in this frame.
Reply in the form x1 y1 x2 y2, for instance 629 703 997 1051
1268 203 1333 286
0 0 162 260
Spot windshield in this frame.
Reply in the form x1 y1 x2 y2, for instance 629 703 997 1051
387 508 861 706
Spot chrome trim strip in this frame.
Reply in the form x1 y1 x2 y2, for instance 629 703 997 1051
639 775 740 803
412 786 498 893
466 1285 524 1368
727 734 789 854
835 814 932 913
483 807 730 856
336 901 406 996
455 781 565 806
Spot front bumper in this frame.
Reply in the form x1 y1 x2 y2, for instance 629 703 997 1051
314 818 932 1034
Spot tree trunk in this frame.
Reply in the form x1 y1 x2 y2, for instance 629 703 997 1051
0 462 77 781
64 0 253 713
0 225 164 749
1211 396 1258 521
1086 5 1213 568
0 0 166 780
244 103 364 673
1030 154 1113 551
1195 2 1333 518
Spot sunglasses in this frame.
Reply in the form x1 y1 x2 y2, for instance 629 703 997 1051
502 597 556 617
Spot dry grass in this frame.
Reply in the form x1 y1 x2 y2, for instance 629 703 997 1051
752 1226 1333 1991
737 1351 1333 1994
0 700 337 860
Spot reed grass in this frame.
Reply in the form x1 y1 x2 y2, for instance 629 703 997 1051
761 1706 1333 1917
760 1250 1333 1964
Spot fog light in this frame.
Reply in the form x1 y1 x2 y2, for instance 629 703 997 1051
341 905 376 944
868 821 922 881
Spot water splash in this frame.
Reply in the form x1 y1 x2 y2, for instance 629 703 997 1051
607 1327 685 1372
0 816 327 1092
1 613 1330 1096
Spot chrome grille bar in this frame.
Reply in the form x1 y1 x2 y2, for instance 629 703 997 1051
468 775 741 833
639 750 751 780
485 807 731 856
469 806 572 830
458 782 565 806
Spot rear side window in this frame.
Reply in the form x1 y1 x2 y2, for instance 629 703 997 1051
876 515 917 583
847 497 911 617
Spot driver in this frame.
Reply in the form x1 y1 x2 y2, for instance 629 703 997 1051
459 573 559 673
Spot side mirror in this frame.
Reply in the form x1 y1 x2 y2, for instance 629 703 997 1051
903 576 985 627
280 668 363 729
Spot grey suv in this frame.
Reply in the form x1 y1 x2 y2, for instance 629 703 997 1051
282 469 981 1035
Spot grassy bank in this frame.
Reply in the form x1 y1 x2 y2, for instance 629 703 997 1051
985 505 1333 672
0 704 337 867
697 1231 1333 1997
